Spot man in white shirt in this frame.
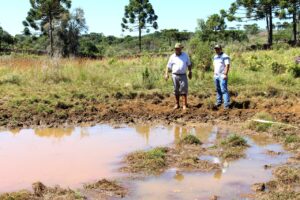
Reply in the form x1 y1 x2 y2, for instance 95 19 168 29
165 43 192 110
213 44 230 109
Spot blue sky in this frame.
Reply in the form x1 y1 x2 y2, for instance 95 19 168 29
0 0 251 36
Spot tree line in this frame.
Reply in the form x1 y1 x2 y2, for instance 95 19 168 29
1 0 300 58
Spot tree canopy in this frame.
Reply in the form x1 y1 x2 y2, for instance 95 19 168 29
121 0 158 52
23 0 72 56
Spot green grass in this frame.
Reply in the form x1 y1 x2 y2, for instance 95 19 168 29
0 48 299 127
219 134 249 160
247 112 275 132
284 135 300 144
124 147 168 174
179 134 202 145
221 134 248 147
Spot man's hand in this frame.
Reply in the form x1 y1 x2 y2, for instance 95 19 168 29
188 71 192 80
222 74 228 80
164 73 169 80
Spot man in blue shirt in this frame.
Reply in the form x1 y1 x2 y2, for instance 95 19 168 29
213 44 230 109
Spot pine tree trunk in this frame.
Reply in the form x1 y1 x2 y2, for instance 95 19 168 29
139 27 142 53
49 16 54 57
267 7 273 46
266 15 270 44
293 3 297 45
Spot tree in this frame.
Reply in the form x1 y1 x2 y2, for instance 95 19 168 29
228 0 280 46
23 0 72 57
206 14 226 31
121 0 158 52
0 27 14 50
196 13 226 42
244 23 260 35
277 0 300 44
161 29 179 47
57 8 88 56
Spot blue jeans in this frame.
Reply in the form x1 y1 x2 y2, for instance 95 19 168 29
214 76 230 107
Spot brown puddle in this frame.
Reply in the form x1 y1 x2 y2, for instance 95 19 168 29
124 134 290 200
0 124 201 193
0 124 290 200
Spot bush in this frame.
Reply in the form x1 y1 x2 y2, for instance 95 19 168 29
271 62 286 75
272 43 290 50
288 64 300 78
247 55 263 71
188 37 213 74
142 67 156 89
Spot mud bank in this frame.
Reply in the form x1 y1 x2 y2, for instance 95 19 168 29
1 95 299 129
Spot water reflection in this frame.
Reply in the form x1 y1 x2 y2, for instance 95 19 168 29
173 171 184 182
127 137 290 200
35 128 73 138
213 169 223 180
1 124 213 193
0 124 290 200
135 125 150 144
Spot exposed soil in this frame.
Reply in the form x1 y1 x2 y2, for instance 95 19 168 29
0 180 127 200
1 94 299 129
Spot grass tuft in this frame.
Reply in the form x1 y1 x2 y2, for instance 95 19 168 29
179 134 202 145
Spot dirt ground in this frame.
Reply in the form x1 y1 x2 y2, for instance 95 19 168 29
0 94 299 200
1 94 299 129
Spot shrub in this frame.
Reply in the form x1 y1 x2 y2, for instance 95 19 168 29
271 62 286 75
188 37 213 75
142 67 155 89
288 64 300 78
272 43 290 50
247 55 263 71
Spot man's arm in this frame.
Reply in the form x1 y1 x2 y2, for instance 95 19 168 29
222 56 230 79
165 56 172 80
187 54 192 80
223 64 230 80
164 65 169 80
188 63 192 80
224 64 230 75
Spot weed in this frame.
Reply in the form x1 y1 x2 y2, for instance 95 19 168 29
219 134 248 160
179 134 202 145
284 135 300 144
271 62 286 75
247 112 274 132
0 74 21 85
142 67 156 89
221 134 248 147
124 147 168 174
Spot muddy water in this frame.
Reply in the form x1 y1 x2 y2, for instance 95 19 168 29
125 135 290 200
0 125 290 200
0 124 203 193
